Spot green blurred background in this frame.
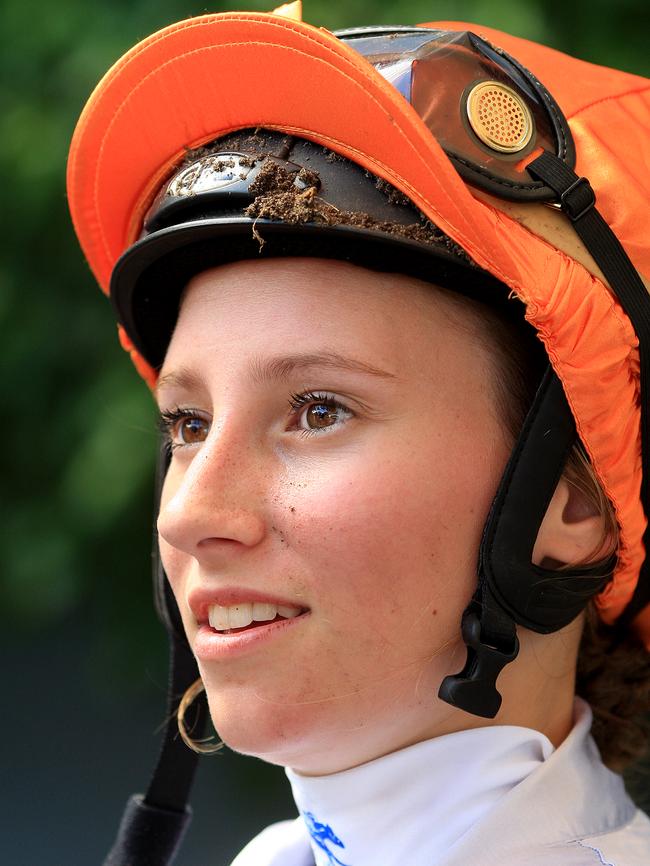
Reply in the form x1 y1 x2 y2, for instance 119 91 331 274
2 0 649 863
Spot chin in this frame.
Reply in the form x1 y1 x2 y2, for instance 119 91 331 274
201 674 328 767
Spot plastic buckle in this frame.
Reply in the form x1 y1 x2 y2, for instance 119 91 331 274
438 610 520 718
560 176 595 222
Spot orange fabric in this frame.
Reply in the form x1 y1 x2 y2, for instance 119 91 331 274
117 325 157 388
66 12 650 644
434 22 650 280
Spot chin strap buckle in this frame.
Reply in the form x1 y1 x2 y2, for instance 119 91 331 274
438 608 520 719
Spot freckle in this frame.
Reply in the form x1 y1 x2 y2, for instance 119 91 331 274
432 609 438 616
290 507 296 513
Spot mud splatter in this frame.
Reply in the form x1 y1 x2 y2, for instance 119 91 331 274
374 177 412 207
179 133 474 264
181 130 269 167
245 159 470 254
324 148 345 163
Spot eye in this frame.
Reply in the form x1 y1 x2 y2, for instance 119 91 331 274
158 408 211 450
288 392 353 435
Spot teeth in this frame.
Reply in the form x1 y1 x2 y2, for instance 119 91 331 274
252 602 277 621
208 601 303 631
228 603 253 629
208 606 229 631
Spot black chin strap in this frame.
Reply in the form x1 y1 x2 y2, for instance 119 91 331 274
102 446 208 866
439 366 611 718
102 628 207 866
438 586 519 719
440 150 650 718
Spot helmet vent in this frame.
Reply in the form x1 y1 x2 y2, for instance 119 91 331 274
466 81 534 154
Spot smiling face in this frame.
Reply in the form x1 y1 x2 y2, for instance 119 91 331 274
156 257 513 774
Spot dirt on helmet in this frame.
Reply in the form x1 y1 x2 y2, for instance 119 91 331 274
244 156 471 259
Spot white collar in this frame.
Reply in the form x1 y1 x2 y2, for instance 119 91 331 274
286 712 556 866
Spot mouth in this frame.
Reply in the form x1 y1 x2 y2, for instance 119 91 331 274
188 588 311 656
207 601 309 635
192 600 311 660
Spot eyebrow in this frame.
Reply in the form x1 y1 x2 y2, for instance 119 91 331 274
247 351 398 384
155 367 204 396
155 352 397 397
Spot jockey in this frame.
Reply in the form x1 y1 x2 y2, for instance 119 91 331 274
67 4 650 864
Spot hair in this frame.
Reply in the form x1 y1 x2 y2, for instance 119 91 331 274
578 607 650 773
177 678 223 755
175 132 650 769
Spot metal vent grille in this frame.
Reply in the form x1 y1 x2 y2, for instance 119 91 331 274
466 81 534 154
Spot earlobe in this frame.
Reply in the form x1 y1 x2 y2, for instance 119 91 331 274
532 478 607 568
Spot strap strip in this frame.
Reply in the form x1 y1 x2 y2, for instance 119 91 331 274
480 365 612 631
439 367 610 718
144 630 206 811
102 442 207 865
101 631 206 866
528 151 650 624
103 794 193 866
147 443 207 812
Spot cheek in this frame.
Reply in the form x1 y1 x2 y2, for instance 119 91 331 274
280 431 502 638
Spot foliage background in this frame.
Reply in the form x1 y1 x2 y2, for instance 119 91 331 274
2 0 648 863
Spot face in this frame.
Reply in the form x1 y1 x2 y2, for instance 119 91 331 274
156 258 512 774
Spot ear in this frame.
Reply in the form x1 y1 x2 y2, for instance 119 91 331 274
532 478 607 568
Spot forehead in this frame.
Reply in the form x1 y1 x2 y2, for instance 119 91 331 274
158 256 506 453
165 256 484 369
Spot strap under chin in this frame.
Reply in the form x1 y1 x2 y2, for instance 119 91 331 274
439 366 613 718
441 148 650 718
101 443 207 866
102 795 192 866
438 588 519 719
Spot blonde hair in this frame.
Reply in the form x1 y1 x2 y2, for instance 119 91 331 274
177 677 223 755
563 443 619 566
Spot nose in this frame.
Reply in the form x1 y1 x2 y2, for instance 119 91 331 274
157 427 267 561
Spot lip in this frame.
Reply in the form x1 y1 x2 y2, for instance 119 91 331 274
188 585 310 624
193 611 310 660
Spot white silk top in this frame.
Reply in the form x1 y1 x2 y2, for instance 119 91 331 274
229 699 650 866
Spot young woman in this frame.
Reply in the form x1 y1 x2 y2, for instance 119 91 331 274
67 5 650 865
